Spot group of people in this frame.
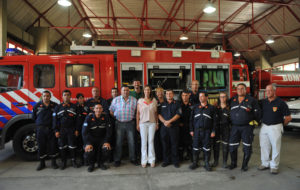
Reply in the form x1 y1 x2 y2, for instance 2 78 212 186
32 79 291 174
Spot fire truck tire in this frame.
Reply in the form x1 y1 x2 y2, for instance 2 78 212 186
13 124 38 161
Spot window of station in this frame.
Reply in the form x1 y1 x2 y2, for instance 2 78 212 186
195 66 228 92
66 64 94 88
121 63 143 90
34 65 55 88
0 65 23 93
148 64 191 93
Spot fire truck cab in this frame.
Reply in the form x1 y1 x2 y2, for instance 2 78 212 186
0 54 114 160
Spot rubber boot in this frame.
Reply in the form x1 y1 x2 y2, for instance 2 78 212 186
204 152 212 171
229 150 237 170
241 153 251 171
222 145 229 168
88 163 95 172
60 149 67 170
51 158 59 169
36 159 46 171
212 143 220 167
189 151 199 170
70 149 79 168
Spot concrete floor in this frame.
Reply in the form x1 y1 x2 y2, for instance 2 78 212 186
0 128 299 190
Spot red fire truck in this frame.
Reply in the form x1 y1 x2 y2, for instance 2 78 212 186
0 48 249 160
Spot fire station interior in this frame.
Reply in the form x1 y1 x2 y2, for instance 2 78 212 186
0 1 300 190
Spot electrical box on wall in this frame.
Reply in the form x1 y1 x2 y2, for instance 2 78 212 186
172 51 182 57
131 50 141 57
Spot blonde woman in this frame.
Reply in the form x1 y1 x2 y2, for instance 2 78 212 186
136 85 158 168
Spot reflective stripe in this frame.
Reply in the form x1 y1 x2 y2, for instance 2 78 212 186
91 125 106 129
59 145 68 149
49 153 59 158
57 110 65 115
240 106 248 110
52 113 56 116
202 147 210 151
223 113 228 117
222 141 228 145
193 148 199 151
40 154 47 159
67 110 77 115
203 113 211 119
243 142 251 146
69 146 77 149
229 143 239 146
231 106 239 110
83 122 88 127
194 113 201 118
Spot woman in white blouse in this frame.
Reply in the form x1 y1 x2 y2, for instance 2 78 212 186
136 85 158 168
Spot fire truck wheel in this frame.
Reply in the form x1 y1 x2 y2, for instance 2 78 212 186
13 124 38 161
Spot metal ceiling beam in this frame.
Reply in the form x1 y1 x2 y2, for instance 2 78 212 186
73 0 96 35
25 1 56 32
53 18 83 48
226 0 300 7
22 0 71 44
109 0 118 36
286 6 300 23
204 2 250 39
157 0 178 36
116 0 170 47
78 0 115 46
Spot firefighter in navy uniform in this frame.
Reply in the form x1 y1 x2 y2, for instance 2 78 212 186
83 103 112 172
229 83 261 171
178 90 193 161
75 93 89 165
86 87 109 114
32 90 59 171
189 80 200 105
158 89 181 168
189 92 217 171
212 92 231 168
53 90 79 170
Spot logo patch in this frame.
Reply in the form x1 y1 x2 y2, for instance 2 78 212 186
273 107 278 112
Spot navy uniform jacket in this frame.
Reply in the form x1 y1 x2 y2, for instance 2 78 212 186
53 102 78 132
215 106 231 126
261 97 290 125
230 95 261 126
158 100 182 127
189 91 200 105
189 103 217 132
83 113 112 145
32 101 57 127
86 97 109 114
180 101 193 125
76 102 89 131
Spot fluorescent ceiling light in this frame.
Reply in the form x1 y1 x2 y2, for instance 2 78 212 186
179 34 188 41
265 36 274 44
58 0 72 7
83 32 92 38
234 52 241 57
203 2 216 14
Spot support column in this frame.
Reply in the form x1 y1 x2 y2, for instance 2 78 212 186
34 27 50 54
260 51 272 70
0 0 7 56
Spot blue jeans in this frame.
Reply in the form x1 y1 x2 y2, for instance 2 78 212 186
114 120 136 162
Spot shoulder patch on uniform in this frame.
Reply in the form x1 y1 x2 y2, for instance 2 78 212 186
52 113 56 116
83 122 88 127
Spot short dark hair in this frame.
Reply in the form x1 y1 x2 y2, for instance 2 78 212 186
62 89 71 95
42 90 51 97
111 88 118 92
199 92 208 97
76 93 84 99
121 85 129 89
94 103 103 108
166 89 174 93
132 79 140 83
237 83 247 89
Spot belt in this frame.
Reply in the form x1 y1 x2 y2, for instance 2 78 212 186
117 120 134 123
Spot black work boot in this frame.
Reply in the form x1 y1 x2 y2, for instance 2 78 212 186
72 159 79 168
36 159 46 171
98 162 108 170
229 150 237 170
60 160 67 170
204 152 212 171
189 151 199 170
222 145 229 168
212 144 220 167
88 164 95 172
51 158 59 169
241 153 251 171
